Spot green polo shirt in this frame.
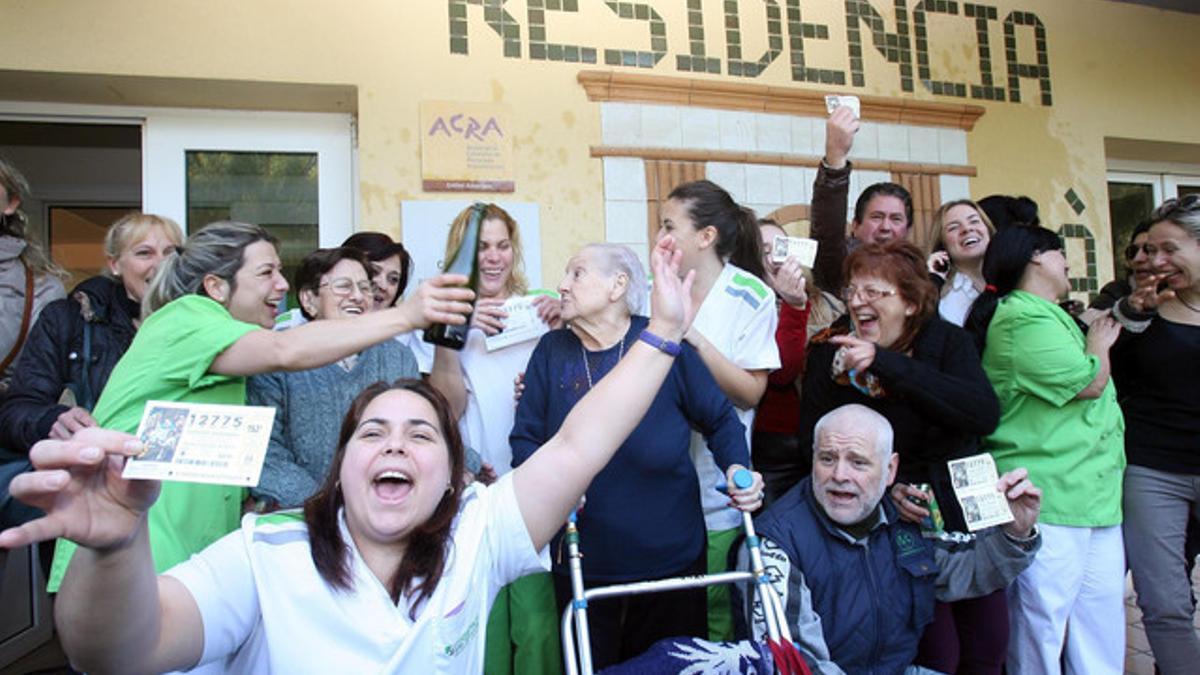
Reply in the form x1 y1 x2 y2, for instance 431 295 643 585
49 295 259 591
981 290 1124 527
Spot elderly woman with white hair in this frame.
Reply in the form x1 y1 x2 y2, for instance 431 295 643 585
509 243 761 669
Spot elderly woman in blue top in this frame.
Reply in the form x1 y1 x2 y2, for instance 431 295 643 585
247 247 466 510
0 237 762 674
510 243 758 669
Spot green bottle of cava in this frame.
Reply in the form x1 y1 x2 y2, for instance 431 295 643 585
423 203 485 350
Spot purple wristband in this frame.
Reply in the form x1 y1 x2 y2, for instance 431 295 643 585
638 329 681 357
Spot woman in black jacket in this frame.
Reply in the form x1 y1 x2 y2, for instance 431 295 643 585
0 213 182 453
796 241 1004 674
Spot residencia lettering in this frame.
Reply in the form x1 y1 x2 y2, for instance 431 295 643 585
446 0 1051 106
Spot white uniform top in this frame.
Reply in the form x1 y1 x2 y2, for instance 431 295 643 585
689 263 780 530
399 331 436 373
395 326 533 475
167 474 547 674
938 273 980 327
456 328 537 475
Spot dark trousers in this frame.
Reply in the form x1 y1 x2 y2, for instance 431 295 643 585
914 590 1009 675
751 430 809 508
553 552 707 670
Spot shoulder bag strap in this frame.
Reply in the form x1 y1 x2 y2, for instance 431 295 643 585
1 264 37 374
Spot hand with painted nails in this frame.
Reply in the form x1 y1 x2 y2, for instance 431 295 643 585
725 465 766 513
0 428 160 552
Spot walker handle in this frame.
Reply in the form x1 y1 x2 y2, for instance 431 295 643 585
715 468 756 495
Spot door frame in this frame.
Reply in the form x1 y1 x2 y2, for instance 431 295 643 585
0 101 359 244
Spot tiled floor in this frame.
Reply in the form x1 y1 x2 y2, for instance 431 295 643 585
1124 566 1200 675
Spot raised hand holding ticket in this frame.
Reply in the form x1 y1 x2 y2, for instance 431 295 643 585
947 453 1015 532
772 235 819 268
825 94 861 119
123 401 275 487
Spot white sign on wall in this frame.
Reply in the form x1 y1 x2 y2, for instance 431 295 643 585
400 200 542 294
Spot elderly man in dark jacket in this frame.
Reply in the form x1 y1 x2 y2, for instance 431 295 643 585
738 404 1041 674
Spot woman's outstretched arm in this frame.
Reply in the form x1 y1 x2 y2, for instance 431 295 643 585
0 430 203 674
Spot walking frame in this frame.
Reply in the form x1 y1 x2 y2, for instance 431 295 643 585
561 470 805 675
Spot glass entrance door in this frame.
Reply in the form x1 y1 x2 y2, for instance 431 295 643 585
1107 171 1200 280
143 111 355 303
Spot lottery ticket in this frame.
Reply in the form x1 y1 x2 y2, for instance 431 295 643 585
771 235 819 268
485 294 552 352
946 453 1015 532
122 401 275 487
824 94 861 119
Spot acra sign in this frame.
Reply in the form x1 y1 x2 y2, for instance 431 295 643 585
447 0 1052 106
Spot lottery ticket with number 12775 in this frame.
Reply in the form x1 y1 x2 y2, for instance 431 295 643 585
122 401 276 487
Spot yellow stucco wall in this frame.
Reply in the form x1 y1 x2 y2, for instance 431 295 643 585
3 0 1199 287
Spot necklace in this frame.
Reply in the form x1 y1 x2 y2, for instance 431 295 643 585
581 335 626 389
1177 291 1200 313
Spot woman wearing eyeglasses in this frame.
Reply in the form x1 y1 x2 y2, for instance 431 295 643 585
1111 195 1200 675
247 247 463 510
796 240 1005 673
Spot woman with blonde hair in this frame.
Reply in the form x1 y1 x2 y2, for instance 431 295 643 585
434 203 561 675
0 213 183 457
927 199 997 326
0 155 67 392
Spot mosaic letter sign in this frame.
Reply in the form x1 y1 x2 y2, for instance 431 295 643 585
421 101 516 192
447 0 1053 106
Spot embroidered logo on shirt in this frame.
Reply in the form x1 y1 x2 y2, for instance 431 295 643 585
442 616 479 657
895 530 922 558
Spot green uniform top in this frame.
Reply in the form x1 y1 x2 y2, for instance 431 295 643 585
49 294 260 590
981 290 1125 527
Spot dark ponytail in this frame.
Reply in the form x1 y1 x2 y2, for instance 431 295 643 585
668 180 767 281
964 225 1064 354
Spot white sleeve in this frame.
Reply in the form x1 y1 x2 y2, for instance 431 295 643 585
163 526 260 666
483 473 550 587
397 330 436 374
736 295 781 371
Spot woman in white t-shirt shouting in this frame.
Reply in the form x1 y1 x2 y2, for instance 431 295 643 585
656 179 780 640
0 238 762 674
